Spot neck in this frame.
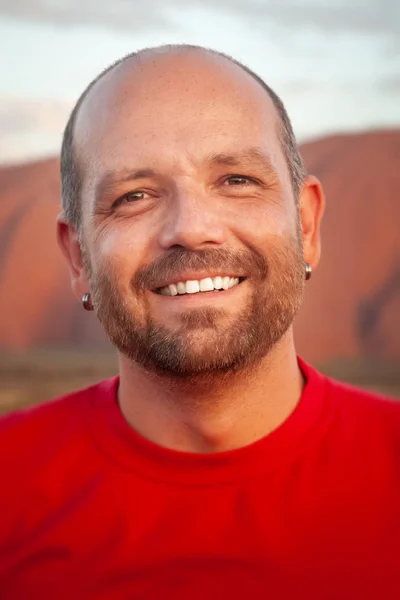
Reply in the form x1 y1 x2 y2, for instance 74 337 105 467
117 330 304 453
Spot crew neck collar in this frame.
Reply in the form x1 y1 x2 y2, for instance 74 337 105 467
85 358 331 487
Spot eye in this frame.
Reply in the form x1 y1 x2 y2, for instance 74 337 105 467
123 190 150 202
113 190 150 207
224 175 256 186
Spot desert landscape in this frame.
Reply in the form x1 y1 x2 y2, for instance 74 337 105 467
1 129 399 412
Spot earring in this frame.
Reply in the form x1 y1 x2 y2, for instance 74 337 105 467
82 293 94 311
305 263 312 281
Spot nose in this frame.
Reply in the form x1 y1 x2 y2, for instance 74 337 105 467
158 185 227 251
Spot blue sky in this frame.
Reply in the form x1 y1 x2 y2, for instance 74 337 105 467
0 0 399 163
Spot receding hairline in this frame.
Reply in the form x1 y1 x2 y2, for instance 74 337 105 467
61 43 306 228
73 44 281 142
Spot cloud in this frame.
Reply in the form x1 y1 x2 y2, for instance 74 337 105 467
0 0 399 164
0 97 71 163
0 0 172 30
0 0 399 36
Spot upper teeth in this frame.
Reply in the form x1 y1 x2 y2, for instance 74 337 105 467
159 276 240 296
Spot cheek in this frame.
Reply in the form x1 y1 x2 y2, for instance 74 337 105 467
91 225 142 287
230 195 298 245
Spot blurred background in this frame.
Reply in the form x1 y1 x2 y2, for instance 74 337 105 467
0 0 399 412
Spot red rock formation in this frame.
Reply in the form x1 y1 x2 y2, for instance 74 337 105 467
296 130 400 362
0 130 399 363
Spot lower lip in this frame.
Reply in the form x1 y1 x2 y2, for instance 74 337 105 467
152 281 245 303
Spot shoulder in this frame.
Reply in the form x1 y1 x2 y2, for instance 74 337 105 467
323 373 400 454
325 375 400 419
0 378 118 550
0 377 118 454
300 358 400 445
301 357 399 417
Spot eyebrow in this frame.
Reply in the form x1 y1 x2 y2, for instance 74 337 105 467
205 148 277 174
94 147 277 204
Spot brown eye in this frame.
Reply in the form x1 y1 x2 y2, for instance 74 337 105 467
225 175 254 186
123 190 149 202
112 188 155 209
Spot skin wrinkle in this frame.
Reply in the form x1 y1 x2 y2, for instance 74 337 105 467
94 148 280 207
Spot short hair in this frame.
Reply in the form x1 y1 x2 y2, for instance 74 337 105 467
60 44 306 229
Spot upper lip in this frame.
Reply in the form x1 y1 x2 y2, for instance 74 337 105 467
152 272 245 290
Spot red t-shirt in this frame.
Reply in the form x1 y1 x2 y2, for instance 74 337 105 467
0 359 399 600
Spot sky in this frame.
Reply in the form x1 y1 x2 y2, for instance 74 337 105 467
0 0 399 164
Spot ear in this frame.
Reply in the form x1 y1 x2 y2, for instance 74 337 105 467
299 175 325 270
56 213 89 301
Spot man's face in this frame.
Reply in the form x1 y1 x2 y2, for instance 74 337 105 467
74 52 306 376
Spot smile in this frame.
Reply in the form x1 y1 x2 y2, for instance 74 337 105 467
155 276 245 296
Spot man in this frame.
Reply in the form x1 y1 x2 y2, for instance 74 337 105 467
0 44 399 600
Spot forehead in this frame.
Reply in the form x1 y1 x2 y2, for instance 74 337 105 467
75 52 284 180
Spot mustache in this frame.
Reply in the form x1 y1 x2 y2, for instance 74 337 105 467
133 247 268 291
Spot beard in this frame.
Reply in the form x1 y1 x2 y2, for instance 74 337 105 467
84 231 306 379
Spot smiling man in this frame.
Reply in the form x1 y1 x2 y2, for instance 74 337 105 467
0 45 399 600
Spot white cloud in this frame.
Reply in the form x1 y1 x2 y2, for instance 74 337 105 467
0 97 71 163
0 0 399 163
